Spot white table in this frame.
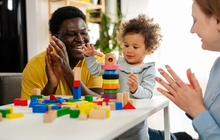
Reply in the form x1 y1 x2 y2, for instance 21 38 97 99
0 96 170 140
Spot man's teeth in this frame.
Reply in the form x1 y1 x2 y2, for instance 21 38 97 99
75 46 83 50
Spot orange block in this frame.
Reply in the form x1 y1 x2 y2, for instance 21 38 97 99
102 84 120 89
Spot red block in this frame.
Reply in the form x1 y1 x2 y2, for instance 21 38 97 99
123 102 136 109
20 99 28 106
74 80 80 87
14 98 21 106
50 94 58 101
91 101 103 105
103 98 110 104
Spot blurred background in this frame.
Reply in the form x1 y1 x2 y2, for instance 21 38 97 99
1 0 219 138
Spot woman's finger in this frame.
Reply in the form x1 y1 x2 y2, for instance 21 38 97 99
157 87 175 103
155 77 177 96
186 68 194 89
190 73 202 93
164 65 186 89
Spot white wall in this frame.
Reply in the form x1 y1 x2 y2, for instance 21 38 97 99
26 0 50 61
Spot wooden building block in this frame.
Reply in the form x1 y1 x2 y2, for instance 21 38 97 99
73 86 81 99
44 110 57 123
123 102 136 109
128 99 137 106
123 92 129 107
108 102 116 110
6 113 24 119
75 101 88 106
85 95 93 102
95 108 110 118
115 102 123 110
74 80 80 87
0 113 2 122
38 99 44 103
14 98 21 106
117 93 123 106
44 96 50 100
102 102 106 106
5 107 13 114
70 110 80 118
48 105 55 111
57 107 70 117
50 94 58 101
74 67 81 81
20 99 28 106
0 109 10 117
105 53 117 65
94 105 110 110
78 114 88 120
32 88 41 95
89 110 106 119
61 105 77 110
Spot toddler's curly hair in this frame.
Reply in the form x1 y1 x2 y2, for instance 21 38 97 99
117 14 162 53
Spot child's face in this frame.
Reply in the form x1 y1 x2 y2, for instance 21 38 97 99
190 1 220 52
123 33 150 66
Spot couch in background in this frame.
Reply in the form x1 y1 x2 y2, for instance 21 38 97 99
0 73 23 105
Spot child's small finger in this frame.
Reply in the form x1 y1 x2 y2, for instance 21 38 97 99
126 82 131 87
82 44 87 50
87 43 91 49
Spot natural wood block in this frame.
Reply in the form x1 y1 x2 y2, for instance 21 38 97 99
123 92 129 107
38 99 44 103
128 99 137 106
94 105 110 110
44 96 50 100
74 67 81 81
32 88 41 95
44 110 57 123
105 53 117 65
89 110 106 119
0 113 2 122
108 102 116 110
102 102 106 106
117 93 123 107
75 101 88 106
48 105 55 110
78 114 88 120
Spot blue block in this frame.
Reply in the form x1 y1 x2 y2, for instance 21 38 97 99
104 70 117 75
73 86 81 99
29 97 39 108
33 105 48 113
51 105 61 110
44 100 57 104
64 99 69 102
115 102 123 110
57 98 65 103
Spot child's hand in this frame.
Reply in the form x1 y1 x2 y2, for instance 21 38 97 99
78 43 103 57
126 73 138 94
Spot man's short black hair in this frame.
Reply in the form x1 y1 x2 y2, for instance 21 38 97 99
49 6 86 35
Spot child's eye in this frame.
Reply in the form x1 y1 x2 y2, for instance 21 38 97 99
125 45 129 47
134 46 138 49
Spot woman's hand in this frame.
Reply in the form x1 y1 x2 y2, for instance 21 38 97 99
127 73 139 94
78 43 103 57
155 65 206 119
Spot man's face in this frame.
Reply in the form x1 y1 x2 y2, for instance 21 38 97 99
58 18 89 61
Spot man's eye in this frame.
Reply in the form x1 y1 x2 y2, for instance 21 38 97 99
81 32 87 35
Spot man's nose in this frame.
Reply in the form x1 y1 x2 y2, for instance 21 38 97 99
75 34 84 42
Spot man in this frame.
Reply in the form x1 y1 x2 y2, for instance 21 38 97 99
21 6 104 99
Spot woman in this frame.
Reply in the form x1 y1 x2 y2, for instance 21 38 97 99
153 0 220 140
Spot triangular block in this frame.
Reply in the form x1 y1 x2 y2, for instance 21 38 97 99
50 95 58 101
123 102 136 109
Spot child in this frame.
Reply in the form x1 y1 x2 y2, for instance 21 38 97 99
78 14 162 140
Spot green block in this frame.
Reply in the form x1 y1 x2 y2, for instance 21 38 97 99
0 109 11 117
30 95 44 99
69 110 80 118
104 89 118 94
57 107 70 117
85 95 93 102
68 99 81 102
45 103 58 105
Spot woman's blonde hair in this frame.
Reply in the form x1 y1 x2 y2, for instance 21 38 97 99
194 0 220 19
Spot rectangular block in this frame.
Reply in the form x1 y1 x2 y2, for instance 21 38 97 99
6 113 24 119
74 67 81 81
117 93 123 106
89 110 106 119
61 105 77 110
30 95 44 99
0 113 2 121
85 95 93 102
123 92 129 107
128 99 137 106
51 105 61 110
57 107 70 117
32 88 41 95
74 80 80 87
108 102 116 110
78 114 88 120
44 110 57 123
115 102 123 110
5 107 13 114
14 98 21 106
20 99 28 106
33 105 48 113
73 86 81 99
69 110 80 118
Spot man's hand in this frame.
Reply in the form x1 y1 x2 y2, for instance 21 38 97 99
127 73 139 94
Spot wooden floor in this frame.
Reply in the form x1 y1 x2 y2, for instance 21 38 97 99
148 96 198 139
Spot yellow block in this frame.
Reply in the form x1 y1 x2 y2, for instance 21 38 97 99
6 113 24 119
62 102 77 105
5 107 13 114
103 79 119 84
95 108 110 118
